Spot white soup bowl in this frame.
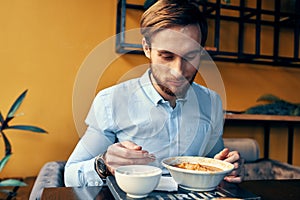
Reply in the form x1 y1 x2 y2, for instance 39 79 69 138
115 165 162 198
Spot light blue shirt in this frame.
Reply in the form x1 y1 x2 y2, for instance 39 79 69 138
64 69 224 187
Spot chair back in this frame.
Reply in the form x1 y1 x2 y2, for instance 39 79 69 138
224 138 260 163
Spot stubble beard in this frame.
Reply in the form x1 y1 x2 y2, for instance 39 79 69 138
150 65 197 99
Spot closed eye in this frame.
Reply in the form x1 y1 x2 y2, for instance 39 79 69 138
158 51 175 60
183 50 202 61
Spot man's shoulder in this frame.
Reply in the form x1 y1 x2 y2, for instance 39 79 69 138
96 77 141 97
191 82 219 97
190 82 222 106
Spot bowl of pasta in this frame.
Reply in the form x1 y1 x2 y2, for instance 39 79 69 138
162 156 234 191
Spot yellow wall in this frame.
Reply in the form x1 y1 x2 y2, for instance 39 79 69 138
0 0 299 178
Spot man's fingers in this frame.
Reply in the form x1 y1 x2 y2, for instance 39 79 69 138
105 141 156 175
225 158 245 183
224 175 242 183
214 148 229 160
120 141 142 150
214 148 244 183
109 142 150 159
223 151 240 163
107 141 156 163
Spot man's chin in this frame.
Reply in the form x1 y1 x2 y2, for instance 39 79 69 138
158 83 190 98
171 89 188 99
173 86 190 97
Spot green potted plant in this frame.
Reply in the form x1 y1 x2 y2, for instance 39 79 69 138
0 90 47 197
244 94 300 116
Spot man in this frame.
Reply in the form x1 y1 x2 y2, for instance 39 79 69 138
64 0 242 187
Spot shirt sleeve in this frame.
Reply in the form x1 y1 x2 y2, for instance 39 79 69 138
203 91 225 157
64 130 113 187
64 142 103 187
64 92 115 187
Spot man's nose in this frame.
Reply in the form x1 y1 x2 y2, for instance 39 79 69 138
171 57 185 77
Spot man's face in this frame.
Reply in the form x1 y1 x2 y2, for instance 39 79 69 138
144 24 202 99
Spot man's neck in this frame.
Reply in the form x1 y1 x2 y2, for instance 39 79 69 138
149 72 177 108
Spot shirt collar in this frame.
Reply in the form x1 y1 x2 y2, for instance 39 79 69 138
139 69 163 106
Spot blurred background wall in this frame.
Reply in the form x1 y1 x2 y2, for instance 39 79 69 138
0 0 299 178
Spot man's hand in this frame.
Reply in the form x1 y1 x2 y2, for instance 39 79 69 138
214 148 244 183
104 141 156 175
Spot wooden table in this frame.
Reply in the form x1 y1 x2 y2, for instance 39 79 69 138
239 179 300 200
225 113 300 164
41 186 114 200
41 179 300 200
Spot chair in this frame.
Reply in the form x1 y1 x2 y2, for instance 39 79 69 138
29 138 300 200
223 138 300 180
29 161 66 200
223 138 260 163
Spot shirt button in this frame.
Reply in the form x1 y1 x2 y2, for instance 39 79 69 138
94 181 100 186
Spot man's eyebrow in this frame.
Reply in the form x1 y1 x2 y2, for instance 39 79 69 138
157 50 173 54
157 49 201 55
185 49 202 55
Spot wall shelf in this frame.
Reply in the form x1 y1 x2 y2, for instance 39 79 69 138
116 0 300 68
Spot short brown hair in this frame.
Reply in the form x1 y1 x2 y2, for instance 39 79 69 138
140 0 208 46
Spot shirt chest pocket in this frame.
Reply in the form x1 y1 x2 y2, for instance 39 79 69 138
116 106 169 142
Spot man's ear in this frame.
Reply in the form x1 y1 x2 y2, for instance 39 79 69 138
142 38 151 59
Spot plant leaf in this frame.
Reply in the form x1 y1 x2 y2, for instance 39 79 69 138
0 112 3 124
0 131 12 156
0 154 11 172
0 179 27 187
256 94 282 103
7 90 28 118
6 125 47 133
0 189 13 194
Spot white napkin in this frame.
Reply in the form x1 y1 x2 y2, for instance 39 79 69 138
155 176 178 192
